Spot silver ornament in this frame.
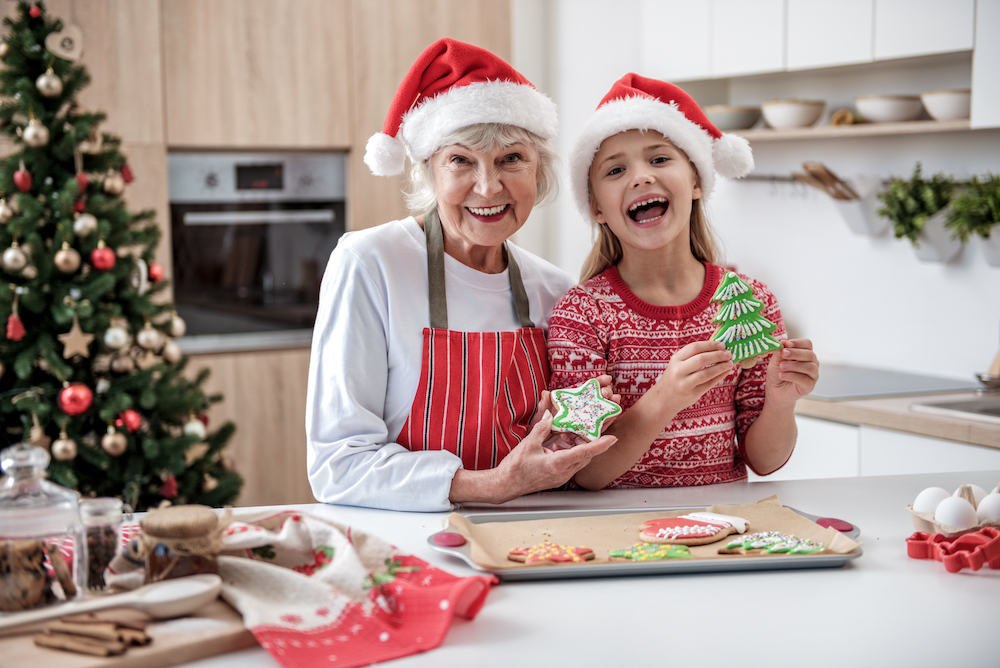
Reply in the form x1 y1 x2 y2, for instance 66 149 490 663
35 68 63 97
3 244 27 271
183 419 207 440
136 324 164 351
52 436 78 461
169 314 187 338
95 377 111 393
161 339 182 364
103 171 125 195
21 264 37 279
103 326 129 350
73 212 98 237
0 199 13 224
22 118 49 147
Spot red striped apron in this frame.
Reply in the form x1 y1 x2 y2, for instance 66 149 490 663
396 209 549 470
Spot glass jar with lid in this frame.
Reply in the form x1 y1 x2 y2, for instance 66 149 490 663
80 497 124 591
0 443 86 611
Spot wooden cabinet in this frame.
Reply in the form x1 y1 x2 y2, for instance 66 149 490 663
347 0 512 231
185 347 315 508
786 0 873 71
874 0 975 61
162 0 352 148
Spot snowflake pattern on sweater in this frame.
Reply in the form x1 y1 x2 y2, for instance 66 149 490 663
547 263 786 488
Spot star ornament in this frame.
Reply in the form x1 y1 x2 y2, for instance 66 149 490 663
549 377 622 442
58 314 95 358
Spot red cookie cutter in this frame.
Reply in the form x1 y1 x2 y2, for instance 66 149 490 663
906 527 1000 573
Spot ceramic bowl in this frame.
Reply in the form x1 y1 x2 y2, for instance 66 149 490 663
704 105 761 131
760 99 824 129
855 95 923 122
920 89 971 120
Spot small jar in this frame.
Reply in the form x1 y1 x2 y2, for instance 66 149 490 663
140 504 222 584
0 443 86 611
81 497 124 590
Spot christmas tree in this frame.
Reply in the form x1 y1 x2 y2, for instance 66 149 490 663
710 271 782 369
0 2 241 510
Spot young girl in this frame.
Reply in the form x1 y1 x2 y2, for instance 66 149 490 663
548 73 819 490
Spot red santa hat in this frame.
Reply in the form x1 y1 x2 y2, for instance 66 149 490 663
364 38 559 177
570 73 754 219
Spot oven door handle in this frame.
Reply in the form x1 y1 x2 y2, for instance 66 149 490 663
183 209 335 226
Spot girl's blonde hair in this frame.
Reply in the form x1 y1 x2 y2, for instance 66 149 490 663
578 156 720 283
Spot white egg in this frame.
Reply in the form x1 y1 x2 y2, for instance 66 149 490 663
954 484 988 507
913 487 951 514
934 496 979 529
977 493 1000 523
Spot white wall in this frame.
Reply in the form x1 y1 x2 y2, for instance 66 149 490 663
513 0 1000 382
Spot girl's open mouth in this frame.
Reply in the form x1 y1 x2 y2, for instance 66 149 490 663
467 204 510 222
628 197 668 223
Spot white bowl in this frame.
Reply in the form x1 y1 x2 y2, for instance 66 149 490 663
760 99 824 129
704 105 761 131
920 89 971 120
855 95 923 122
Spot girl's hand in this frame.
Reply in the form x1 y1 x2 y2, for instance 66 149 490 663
764 339 819 407
654 340 733 414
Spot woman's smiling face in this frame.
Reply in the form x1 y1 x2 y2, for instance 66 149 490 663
430 139 539 271
589 129 702 256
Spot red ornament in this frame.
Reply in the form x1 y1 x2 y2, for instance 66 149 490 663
121 163 134 184
160 474 178 499
148 261 165 283
6 313 25 341
90 244 116 271
29 6 41 18
116 409 142 433
196 414 209 427
14 167 31 192
59 383 93 416
75 172 88 191
73 199 85 213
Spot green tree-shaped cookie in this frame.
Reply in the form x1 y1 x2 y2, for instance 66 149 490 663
710 272 782 368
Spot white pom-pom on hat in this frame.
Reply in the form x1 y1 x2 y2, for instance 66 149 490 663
364 132 407 177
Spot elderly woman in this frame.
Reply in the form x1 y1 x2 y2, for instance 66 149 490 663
306 39 617 511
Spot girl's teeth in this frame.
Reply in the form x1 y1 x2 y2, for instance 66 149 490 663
469 205 506 216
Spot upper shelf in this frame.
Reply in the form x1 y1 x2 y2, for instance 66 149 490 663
734 118 971 142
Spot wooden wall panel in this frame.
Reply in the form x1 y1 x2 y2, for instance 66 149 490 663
186 347 315 507
162 0 352 148
347 0 512 230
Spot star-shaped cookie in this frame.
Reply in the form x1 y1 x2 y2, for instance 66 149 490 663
549 377 621 441
507 540 595 564
58 315 94 358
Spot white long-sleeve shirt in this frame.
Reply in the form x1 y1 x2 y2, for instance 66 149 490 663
305 217 574 511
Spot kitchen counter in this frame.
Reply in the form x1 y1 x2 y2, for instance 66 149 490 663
174 470 1000 668
796 392 1000 449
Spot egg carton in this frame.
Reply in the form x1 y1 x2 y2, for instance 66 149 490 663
906 483 1000 538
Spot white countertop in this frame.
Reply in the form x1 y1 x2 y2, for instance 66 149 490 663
178 471 1000 668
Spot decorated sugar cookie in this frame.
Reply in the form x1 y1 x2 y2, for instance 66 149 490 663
719 531 825 555
710 271 783 369
549 377 622 442
639 512 749 546
609 543 692 561
507 540 595 564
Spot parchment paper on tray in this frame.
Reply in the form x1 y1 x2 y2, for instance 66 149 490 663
445 496 862 569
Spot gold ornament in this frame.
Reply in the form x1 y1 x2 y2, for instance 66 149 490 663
73 212 98 237
111 355 135 373
136 350 160 369
3 242 27 271
161 339 182 364
58 314 95 358
54 242 81 273
202 475 219 492
52 434 78 461
169 314 187 338
102 171 125 195
101 427 127 456
0 199 13 224
21 263 37 279
136 323 165 351
27 414 51 449
22 118 50 147
35 67 63 97
0 40 8 58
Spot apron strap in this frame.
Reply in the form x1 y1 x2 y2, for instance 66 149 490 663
424 209 535 330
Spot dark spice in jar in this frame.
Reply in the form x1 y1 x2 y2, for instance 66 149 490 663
86 525 118 589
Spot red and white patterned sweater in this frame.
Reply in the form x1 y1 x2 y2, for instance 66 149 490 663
547 263 786 488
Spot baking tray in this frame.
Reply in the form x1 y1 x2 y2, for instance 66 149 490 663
428 506 862 581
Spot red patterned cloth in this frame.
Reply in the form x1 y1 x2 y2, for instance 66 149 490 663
108 512 496 668
547 263 786 488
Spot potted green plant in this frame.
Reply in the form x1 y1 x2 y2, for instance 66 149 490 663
946 173 1000 267
877 163 961 262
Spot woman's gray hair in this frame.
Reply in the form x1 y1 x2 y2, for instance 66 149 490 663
404 123 559 216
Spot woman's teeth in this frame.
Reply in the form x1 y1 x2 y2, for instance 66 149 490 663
468 204 508 216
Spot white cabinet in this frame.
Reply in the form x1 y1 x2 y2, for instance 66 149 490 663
786 0 873 71
712 0 785 78
640 0 711 81
874 0 975 61
971 0 1000 129
859 426 1000 476
748 416 860 482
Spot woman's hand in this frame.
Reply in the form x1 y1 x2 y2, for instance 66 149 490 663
653 341 733 414
763 339 819 408
451 411 617 504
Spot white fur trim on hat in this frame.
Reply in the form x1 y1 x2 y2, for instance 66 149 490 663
364 132 408 177
570 95 753 221
400 80 558 165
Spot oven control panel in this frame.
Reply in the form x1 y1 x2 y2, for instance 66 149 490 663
168 152 346 203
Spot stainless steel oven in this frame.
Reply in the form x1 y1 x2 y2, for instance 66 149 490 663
168 152 345 343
